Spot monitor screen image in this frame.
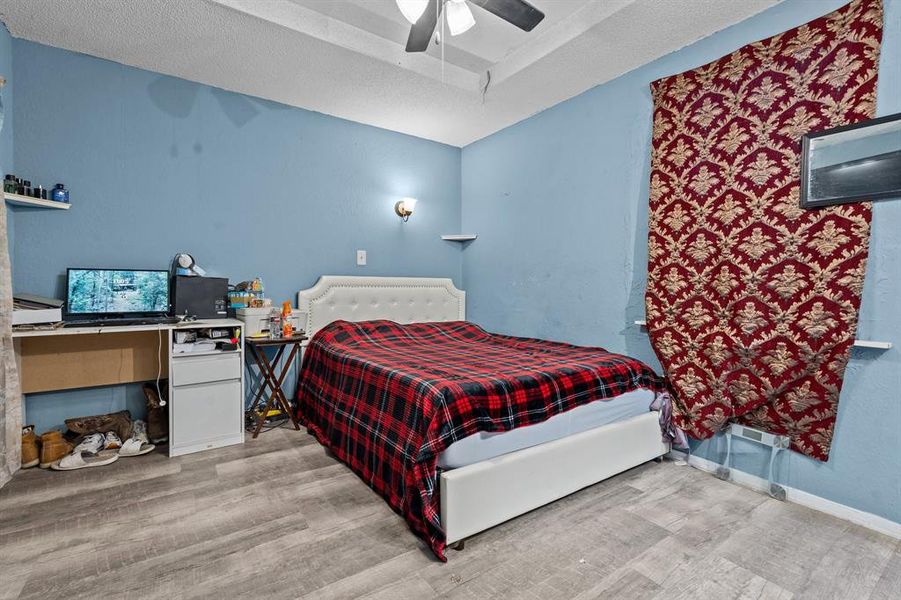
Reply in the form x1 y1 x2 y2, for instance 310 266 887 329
66 269 169 315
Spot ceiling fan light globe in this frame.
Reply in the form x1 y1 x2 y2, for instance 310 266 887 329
446 0 475 36
396 0 429 24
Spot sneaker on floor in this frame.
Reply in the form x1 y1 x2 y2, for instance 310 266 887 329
103 431 123 450
74 432 107 455
131 420 149 444
21 425 40 469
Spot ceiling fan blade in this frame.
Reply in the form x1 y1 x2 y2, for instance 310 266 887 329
406 0 440 52
469 0 545 32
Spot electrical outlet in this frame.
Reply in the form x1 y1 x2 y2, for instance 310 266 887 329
356 250 367 266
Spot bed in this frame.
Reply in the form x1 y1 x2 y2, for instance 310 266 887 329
296 276 671 560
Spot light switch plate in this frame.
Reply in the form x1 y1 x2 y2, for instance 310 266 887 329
356 250 367 266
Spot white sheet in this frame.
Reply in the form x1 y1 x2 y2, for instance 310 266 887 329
437 388 656 469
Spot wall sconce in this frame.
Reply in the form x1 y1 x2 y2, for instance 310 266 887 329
394 197 417 222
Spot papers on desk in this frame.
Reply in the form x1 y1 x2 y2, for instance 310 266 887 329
172 341 218 354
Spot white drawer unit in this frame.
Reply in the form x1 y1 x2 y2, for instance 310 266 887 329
171 379 242 453
172 353 241 387
167 320 245 457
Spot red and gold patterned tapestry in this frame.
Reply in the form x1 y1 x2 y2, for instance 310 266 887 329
645 0 883 461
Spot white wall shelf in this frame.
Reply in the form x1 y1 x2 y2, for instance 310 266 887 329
4 191 70 210
632 320 891 350
441 234 477 242
852 340 893 350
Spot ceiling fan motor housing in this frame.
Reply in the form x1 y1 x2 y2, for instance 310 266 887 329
403 0 545 53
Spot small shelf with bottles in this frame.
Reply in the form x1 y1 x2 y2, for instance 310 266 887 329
4 191 70 210
4 175 71 210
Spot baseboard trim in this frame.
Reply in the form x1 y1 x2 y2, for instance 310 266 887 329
668 450 901 540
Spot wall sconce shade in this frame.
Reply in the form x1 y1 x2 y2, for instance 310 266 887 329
395 197 418 222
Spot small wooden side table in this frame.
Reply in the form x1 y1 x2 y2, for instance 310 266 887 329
245 334 308 438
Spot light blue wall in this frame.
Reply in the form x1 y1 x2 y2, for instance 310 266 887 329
9 40 463 432
11 40 462 301
8 0 901 524
1 24 13 257
462 0 901 525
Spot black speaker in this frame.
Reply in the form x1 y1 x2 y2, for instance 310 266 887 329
172 276 228 319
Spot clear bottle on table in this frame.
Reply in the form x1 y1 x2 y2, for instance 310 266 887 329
269 309 282 339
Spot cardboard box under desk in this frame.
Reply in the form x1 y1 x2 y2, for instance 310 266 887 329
19 331 170 394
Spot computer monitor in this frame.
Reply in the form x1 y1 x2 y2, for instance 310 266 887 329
66 268 170 317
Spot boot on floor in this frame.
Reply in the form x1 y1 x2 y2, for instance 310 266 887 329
39 430 73 469
21 425 40 469
143 382 169 443
65 410 133 442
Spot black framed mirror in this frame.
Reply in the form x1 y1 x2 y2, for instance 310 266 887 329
800 112 901 209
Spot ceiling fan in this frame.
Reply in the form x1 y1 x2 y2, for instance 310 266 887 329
396 0 545 52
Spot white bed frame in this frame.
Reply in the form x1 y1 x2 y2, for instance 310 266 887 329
297 276 669 548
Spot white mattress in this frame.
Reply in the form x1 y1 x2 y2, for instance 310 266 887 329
437 388 656 469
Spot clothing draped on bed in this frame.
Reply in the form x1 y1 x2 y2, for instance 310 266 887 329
645 0 883 461
297 320 667 560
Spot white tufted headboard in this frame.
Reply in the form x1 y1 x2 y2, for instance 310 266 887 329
297 276 466 338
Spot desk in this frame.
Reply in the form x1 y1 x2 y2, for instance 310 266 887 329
13 319 240 392
13 319 246 456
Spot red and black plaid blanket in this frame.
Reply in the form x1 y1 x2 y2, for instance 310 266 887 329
297 320 666 560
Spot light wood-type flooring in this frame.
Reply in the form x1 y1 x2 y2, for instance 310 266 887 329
2 426 898 599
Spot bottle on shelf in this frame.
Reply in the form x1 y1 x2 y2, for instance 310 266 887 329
51 183 69 203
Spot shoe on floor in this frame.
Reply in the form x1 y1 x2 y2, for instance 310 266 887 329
119 420 155 457
73 432 108 454
21 425 40 469
132 420 149 443
51 450 119 471
65 410 133 445
51 433 119 471
119 440 155 457
143 383 169 443
103 431 123 450
39 430 73 469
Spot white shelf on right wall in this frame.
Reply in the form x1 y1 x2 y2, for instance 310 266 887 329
441 234 478 242
632 320 891 350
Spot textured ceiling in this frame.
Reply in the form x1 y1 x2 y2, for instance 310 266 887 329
0 0 781 146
